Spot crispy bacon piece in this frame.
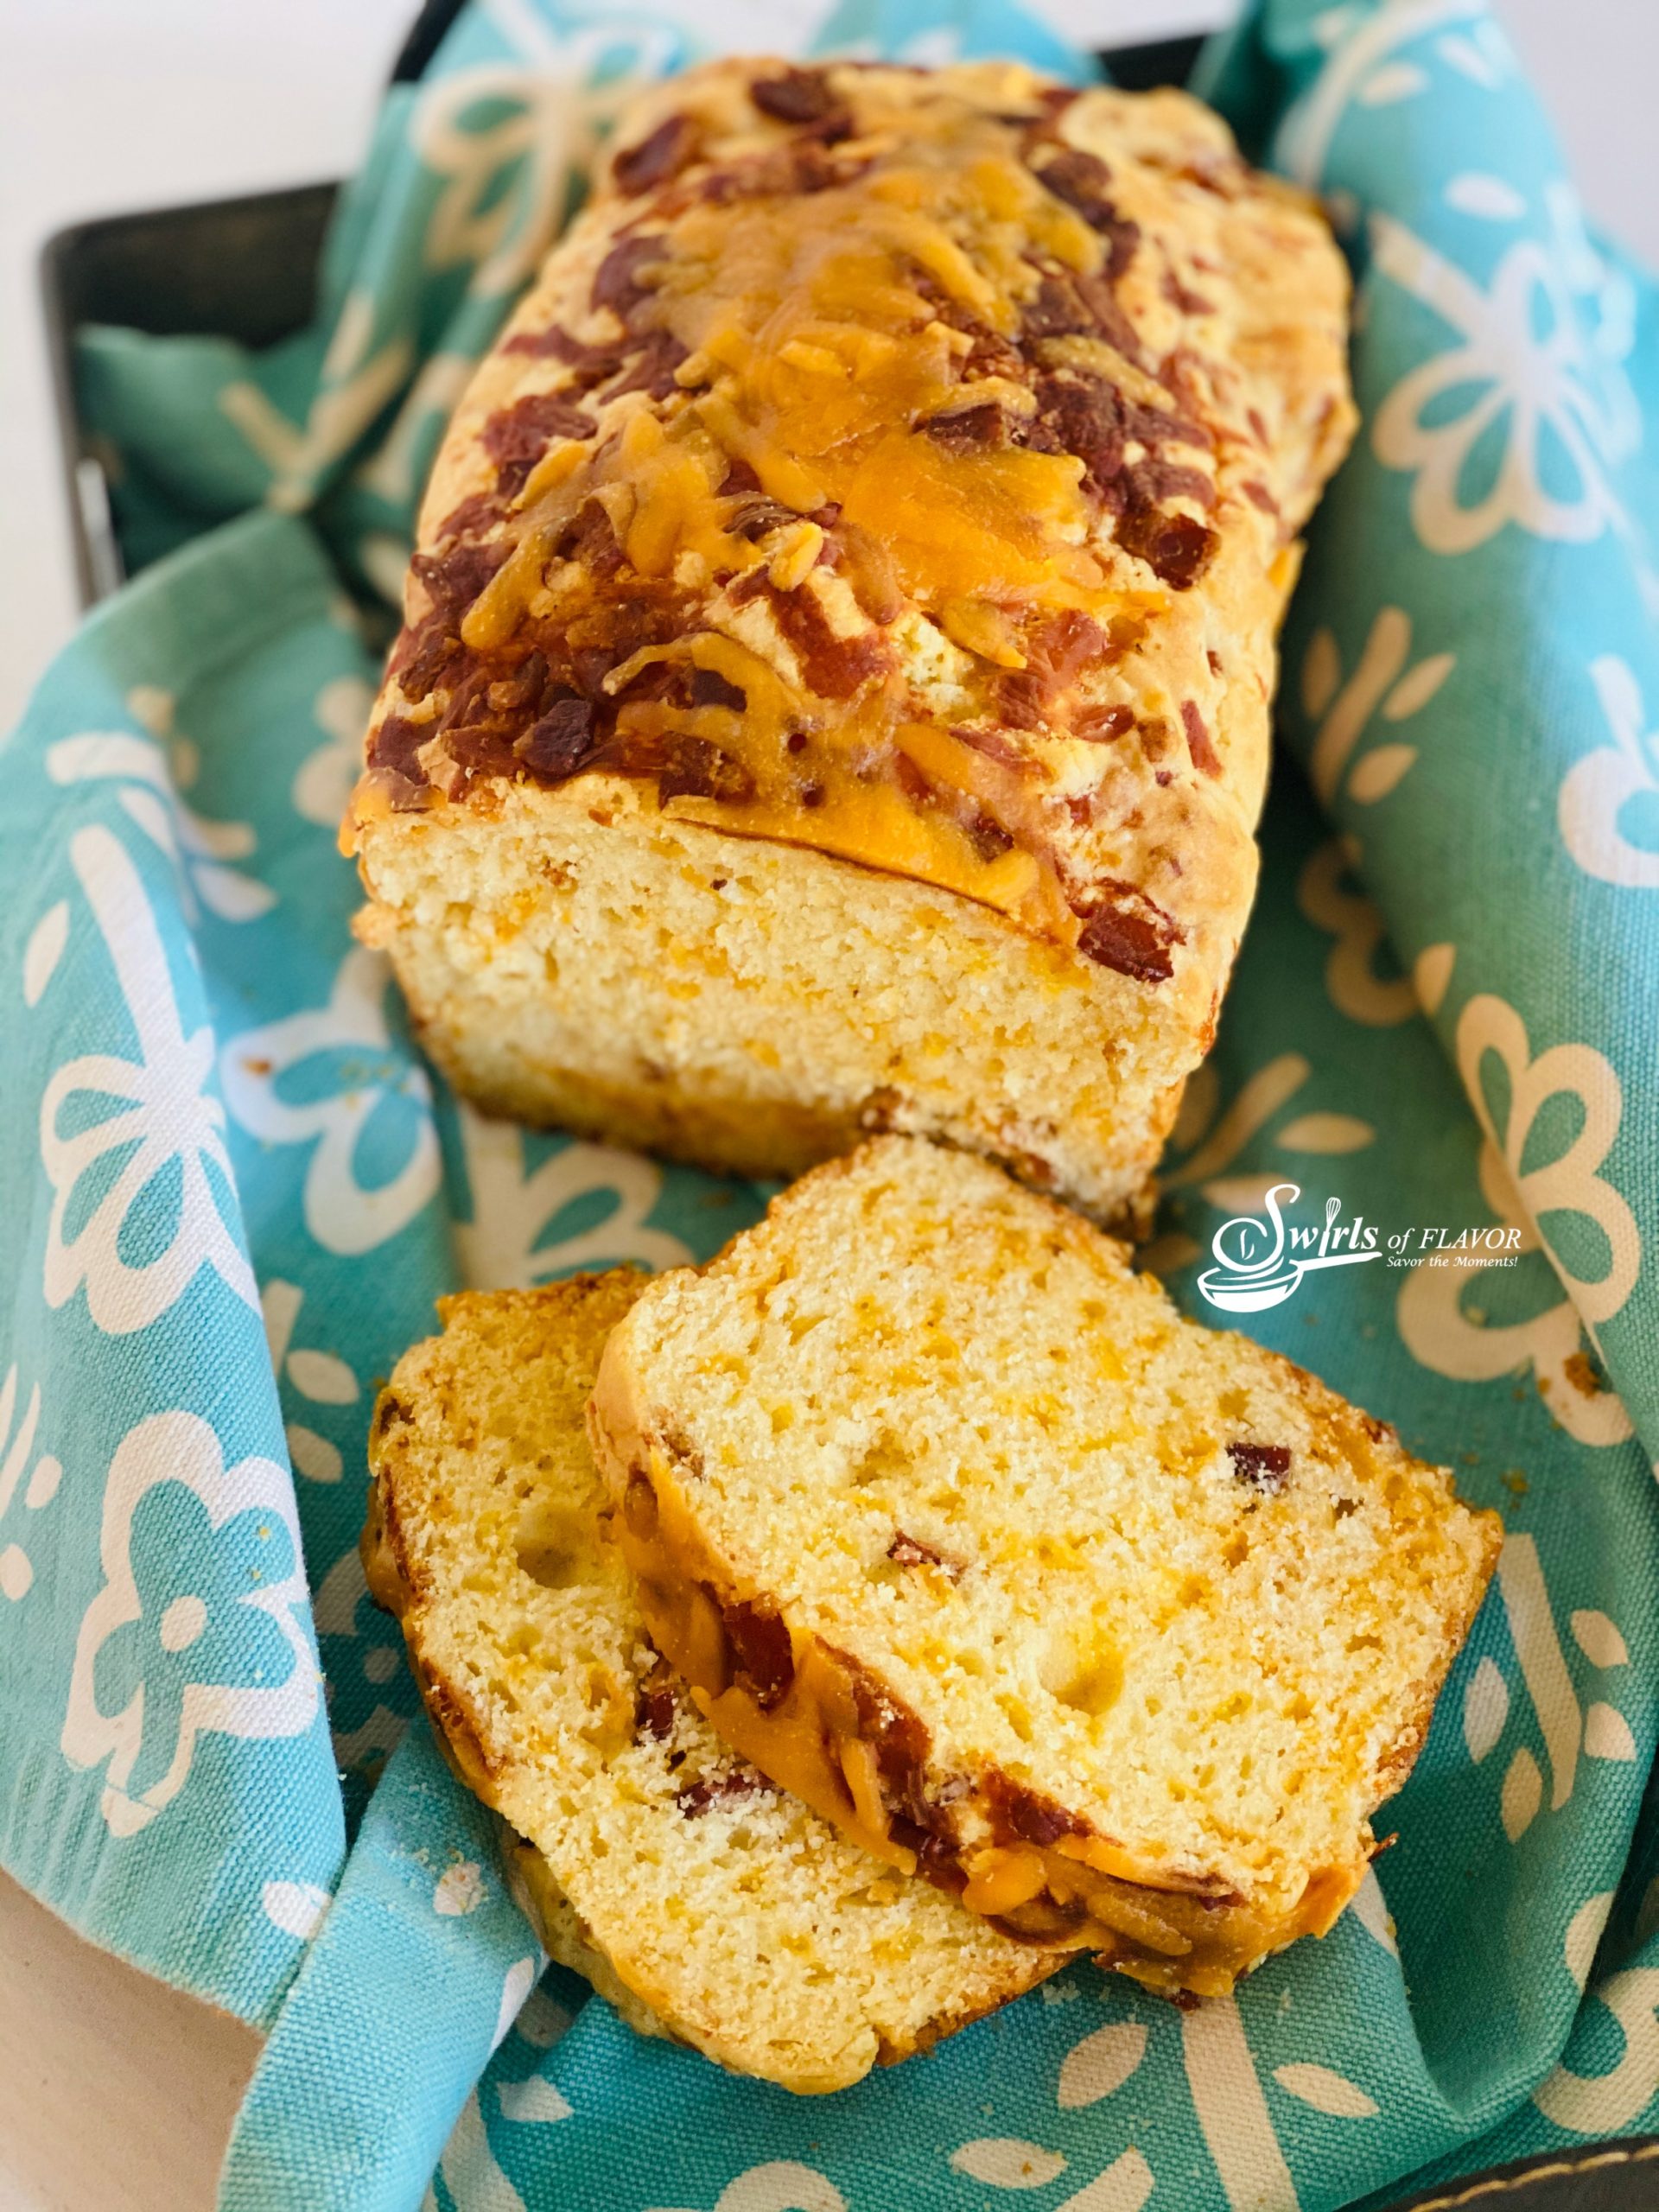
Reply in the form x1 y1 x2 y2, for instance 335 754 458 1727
919 401 1008 453
657 734 757 805
887 1529 964 1579
591 233 667 319
1181 699 1220 776
690 667 747 712
1228 1443 1292 1494
1116 507 1217 590
1034 148 1141 283
676 1770 772 1816
481 391 595 497
752 67 837 124
608 327 692 402
1074 895 1180 983
722 1598 794 1708
1074 702 1135 742
763 582 887 700
613 112 698 196
514 695 594 778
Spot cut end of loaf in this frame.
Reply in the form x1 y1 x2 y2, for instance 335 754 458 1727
588 1137 1503 1998
356 777 1192 1220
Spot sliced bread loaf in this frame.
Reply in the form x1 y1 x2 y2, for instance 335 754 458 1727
363 1269 1055 2090
588 1138 1502 1998
349 55 1357 1226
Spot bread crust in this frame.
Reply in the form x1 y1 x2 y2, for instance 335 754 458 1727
588 1139 1502 1998
350 56 1355 1214
365 1271 1055 2090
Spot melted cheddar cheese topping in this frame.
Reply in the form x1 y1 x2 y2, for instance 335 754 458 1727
356 59 1356 973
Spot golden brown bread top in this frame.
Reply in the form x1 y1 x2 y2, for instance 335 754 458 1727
353 57 1355 986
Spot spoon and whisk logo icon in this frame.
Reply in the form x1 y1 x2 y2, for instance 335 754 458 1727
1196 1184 1382 1313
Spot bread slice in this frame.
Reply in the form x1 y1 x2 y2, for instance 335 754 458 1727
362 1270 1055 2091
588 1138 1502 1999
348 56 1357 1225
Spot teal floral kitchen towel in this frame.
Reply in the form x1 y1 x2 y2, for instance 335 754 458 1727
2 1 1656 2208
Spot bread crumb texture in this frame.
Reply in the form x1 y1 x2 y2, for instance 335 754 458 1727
364 1268 1054 2092
353 56 1356 1217
589 1138 1502 1997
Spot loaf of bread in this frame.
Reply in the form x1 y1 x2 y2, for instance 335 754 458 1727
363 1269 1055 2091
588 1138 1501 1999
347 56 1356 1223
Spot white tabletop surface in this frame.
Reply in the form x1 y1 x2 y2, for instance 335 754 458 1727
0 3 1655 2208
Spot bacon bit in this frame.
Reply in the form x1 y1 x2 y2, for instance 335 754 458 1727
562 499 628 581
718 459 760 499
1162 266 1215 316
657 734 756 805
1228 1443 1292 1494
888 1529 962 1578
613 113 699 196
1171 1988 1204 2012
515 695 594 777
962 324 1026 384
690 667 747 712
1074 702 1134 743
505 325 623 378
434 490 500 543
1037 147 1116 216
1020 271 1103 341
1247 407 1270 448
487 649 548 715
729 494 798 542
636 1673 678 1741
1128 455 1216 512
893 752 932 805
1025 373 1202 508
371 715 430 785
390 623 459 702
911 1831 969 1895
996 671 1046 732
1241 479 1279 516
987 1775 1087 1847
952 723 1039 775
591 233 667 319
764 582 887 699
481 391 595 497
858 1085 905 1133
1181 699 1221 776
411 538 507 620
969 812 1014 861
752 67 837 124
919 401 1007 452
676 1770 772 1817
702 138 861 204
372 1392 408 1440
1116 507 1217 591
1027 607 1105 690
608 327 693 402
722 1598 794 1708
1076 901 1177 983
